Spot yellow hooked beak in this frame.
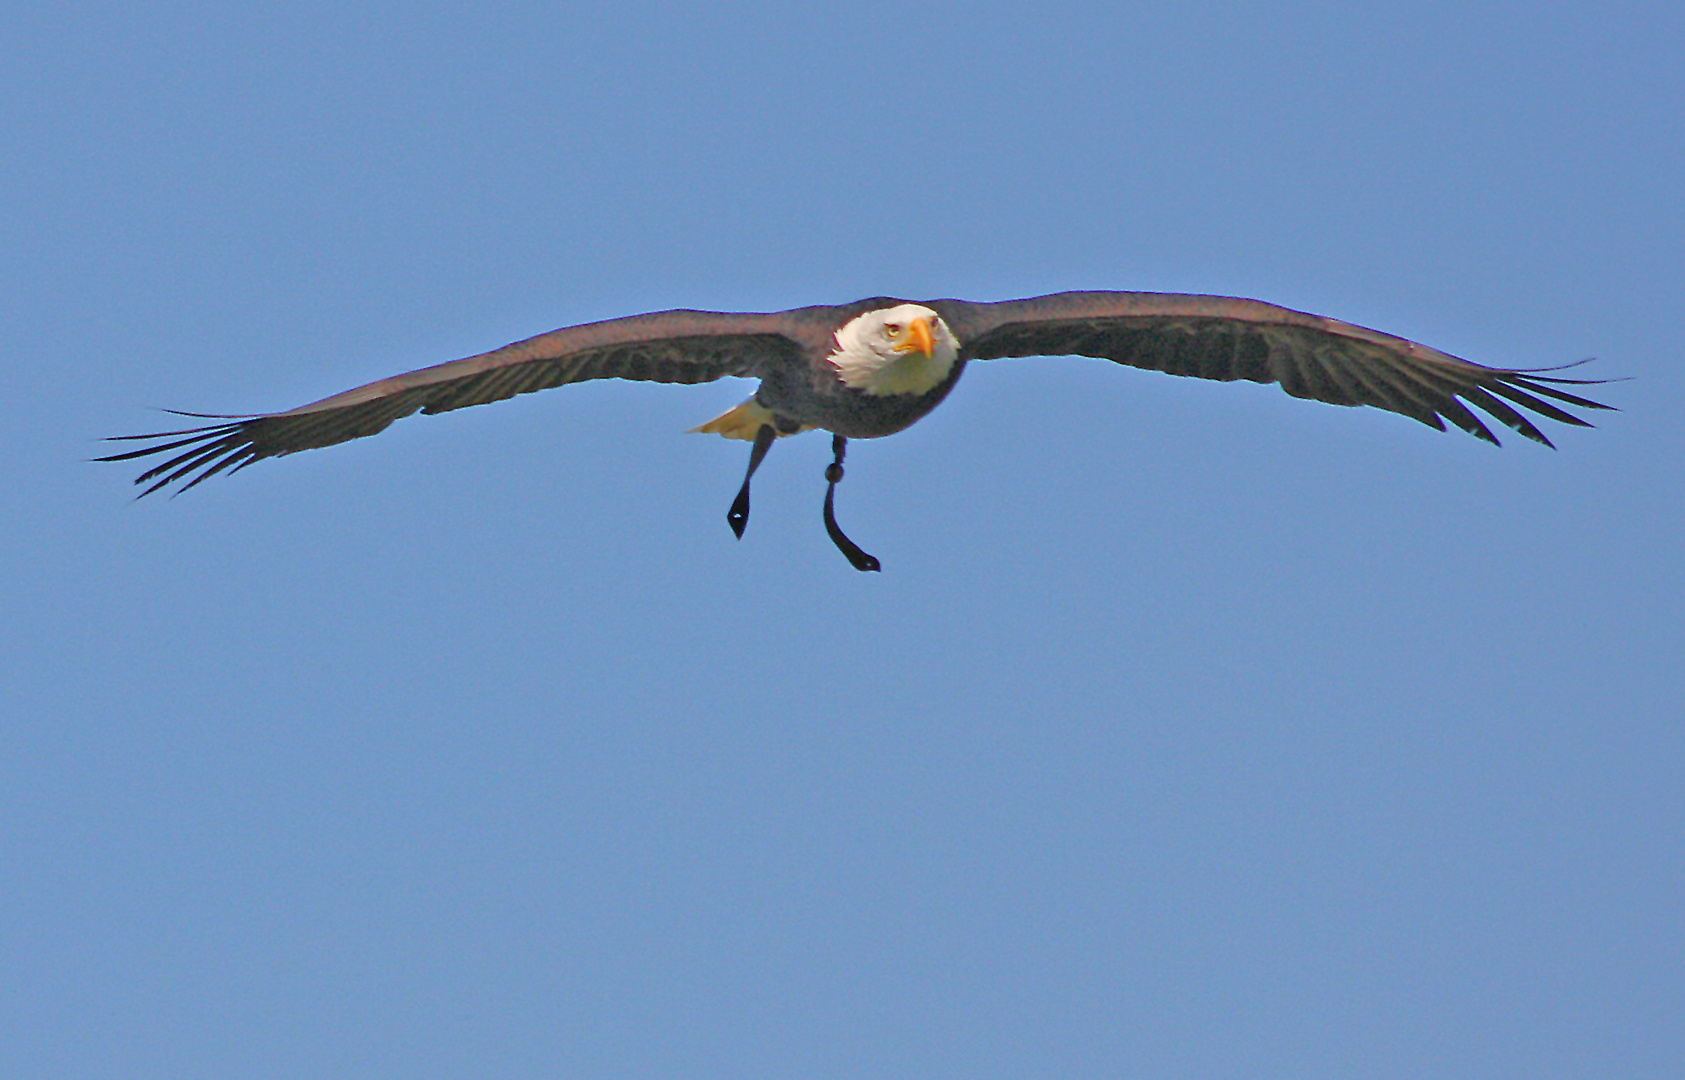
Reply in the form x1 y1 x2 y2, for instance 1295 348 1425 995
892 316 936 358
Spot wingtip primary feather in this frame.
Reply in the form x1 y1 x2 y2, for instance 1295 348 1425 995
97 418 261 497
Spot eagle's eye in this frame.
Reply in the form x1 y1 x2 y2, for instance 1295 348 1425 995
885 324 901 336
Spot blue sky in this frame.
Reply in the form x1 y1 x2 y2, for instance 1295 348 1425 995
4 2 1681 1076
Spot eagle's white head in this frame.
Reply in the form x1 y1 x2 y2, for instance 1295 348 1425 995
827 304 961 396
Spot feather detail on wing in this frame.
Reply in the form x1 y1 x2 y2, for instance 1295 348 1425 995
934 292 1614 446
101 311 809 495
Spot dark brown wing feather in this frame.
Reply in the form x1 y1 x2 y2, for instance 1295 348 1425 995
101 309 814 495
932 292 1613 446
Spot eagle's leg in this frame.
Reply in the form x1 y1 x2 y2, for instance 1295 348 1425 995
727 423 777 539
822 434 881 572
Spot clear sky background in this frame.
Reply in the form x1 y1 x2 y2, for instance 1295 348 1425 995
4 2 1681 1076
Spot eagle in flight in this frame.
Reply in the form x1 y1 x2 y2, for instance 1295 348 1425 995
103 291 1611 571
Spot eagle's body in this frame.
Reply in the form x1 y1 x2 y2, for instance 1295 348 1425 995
693 300 965 441
104 291 1612 570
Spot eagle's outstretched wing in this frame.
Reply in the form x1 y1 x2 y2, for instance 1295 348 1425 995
933 292 1612 445
101 309 818 496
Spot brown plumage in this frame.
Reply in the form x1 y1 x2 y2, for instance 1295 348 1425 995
102 291 1612 569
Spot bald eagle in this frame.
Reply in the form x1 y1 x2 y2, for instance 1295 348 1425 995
102 291 1611 571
